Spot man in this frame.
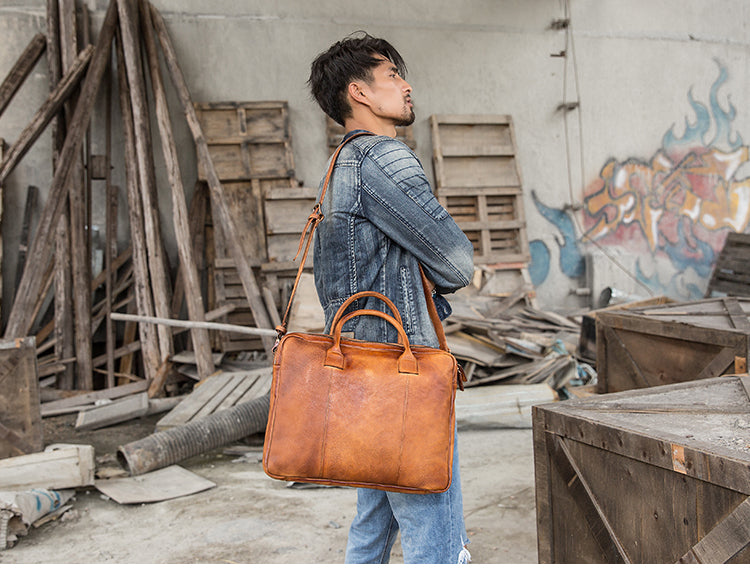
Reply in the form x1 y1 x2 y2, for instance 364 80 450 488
308 32 475 564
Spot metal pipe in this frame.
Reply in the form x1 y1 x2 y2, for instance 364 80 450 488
110 311 278 337
116 393 270 475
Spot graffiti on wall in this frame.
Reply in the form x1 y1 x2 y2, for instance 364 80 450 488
528 60 750 299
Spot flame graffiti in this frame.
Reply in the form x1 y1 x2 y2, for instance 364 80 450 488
582 60 750 289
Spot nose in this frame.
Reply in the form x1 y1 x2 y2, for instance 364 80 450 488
402 79 412 94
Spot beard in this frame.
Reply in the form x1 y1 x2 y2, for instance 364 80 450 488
396 104 416 127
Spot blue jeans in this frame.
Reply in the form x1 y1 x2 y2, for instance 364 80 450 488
344 434 470 564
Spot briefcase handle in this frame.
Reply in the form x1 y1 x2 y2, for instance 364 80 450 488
325 308 419 375
329 290 403 328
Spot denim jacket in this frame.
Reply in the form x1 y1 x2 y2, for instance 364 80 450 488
313 130 475 348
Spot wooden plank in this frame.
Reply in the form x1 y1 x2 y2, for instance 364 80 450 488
0 44 93 185
0 32 47 118
3 1 117 339
74 392 150 430
117 0 174 362
140 0 214 380
114 23 161 379
40 380 149 417
150 2 275 356
0 444 95 490
680 496 750 563
60 0 94 392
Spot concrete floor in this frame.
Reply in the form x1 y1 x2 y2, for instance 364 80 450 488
0 413 539 564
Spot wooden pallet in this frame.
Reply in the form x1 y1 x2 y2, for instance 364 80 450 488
706 231 750 297
195 102 298 352
430 114 529 265
156 368 272 430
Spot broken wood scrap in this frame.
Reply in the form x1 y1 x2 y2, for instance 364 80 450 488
0 444 94 490
40 379 148 417
74 392 184 431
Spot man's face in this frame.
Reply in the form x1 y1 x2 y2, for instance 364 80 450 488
362 57 415 126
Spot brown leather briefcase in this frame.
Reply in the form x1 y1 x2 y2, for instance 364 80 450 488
263 289 462 493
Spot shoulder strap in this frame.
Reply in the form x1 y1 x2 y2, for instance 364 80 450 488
276 131 371 337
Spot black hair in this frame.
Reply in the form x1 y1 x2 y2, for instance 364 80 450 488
308 31 408 126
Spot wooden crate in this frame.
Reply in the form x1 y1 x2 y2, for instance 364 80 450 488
596 296 750 393
430 114 529 265
706 231 750 297
0 337 42 459
577 296 675 363
533 375 750 563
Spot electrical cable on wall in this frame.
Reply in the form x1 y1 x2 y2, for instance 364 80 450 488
557 0 654 297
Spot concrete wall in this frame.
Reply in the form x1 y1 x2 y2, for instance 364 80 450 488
1 0 749 323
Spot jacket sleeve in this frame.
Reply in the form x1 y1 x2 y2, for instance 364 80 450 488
359 139 475 294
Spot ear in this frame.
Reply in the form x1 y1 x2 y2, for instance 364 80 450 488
347 81 370 106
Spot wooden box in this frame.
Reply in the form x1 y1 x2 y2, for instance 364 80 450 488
596 296 750 393
577 296 674 363
533 375 750 563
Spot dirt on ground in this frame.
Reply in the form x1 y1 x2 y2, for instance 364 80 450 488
0 412 538 564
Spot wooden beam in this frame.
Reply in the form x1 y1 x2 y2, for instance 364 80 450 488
61 0 94 392
0 32 47 118
148 1 275 356
3 0 117 339
113 24 161 378
140 0 214 379
116 0 173 361
0 44 94 185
